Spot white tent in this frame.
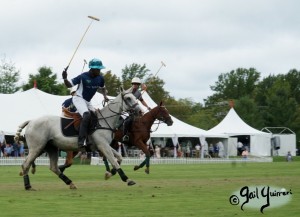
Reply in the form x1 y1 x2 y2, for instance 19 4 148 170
141 91 224 136
0 88 110 135
1 88 224 141
0 88 229 159
140 91 227 152
207 108 272 156
262 127 296 156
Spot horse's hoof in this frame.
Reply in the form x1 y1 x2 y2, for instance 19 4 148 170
69 183 77 190
127 180 136 186
25 187 36 191
104 171 112 180
19 171 23 176
145 169 150 174
134 165 139 171
31 168 36 174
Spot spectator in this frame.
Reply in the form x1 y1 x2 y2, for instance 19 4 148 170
237 141 243 156
242 149 249 159
19 141 25 157
177 143 183 158
208 143 214 157
12 141 20 157
0 131 5 157
4 144 12 157
286 151 292 162
217 141 225 158
155 145 161 158
186 143 191 157
195 143 201 158
214 143 219 157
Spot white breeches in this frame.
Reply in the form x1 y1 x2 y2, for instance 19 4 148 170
72 96 95 116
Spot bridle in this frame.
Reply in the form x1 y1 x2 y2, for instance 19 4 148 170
152 106 172 124
95 91 140 130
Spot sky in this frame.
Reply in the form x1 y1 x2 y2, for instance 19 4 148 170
1 0 300 103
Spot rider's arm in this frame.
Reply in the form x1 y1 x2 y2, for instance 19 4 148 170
98 86 109 102
62 68 72 88
141 100 151 110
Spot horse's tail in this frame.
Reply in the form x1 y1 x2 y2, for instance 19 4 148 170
14 120 30 142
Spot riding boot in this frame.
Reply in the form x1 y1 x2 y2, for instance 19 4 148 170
78 111 91 148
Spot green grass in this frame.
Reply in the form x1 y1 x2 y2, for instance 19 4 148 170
0 162 299 217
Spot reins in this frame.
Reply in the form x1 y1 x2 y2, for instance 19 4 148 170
95 92 139 131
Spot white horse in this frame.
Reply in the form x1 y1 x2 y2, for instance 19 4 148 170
14 87 141 190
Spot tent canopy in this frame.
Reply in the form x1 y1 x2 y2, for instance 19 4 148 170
208 108 271 136
1 88 224 140
141 91 227 138
207 108 272 156
0 88 111 135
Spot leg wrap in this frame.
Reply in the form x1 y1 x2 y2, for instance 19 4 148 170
117 168 128 182
145 156 150 167
111 168 117 175
59 173 72 185
58 164 70 173
23 175 31 190
103 158 110 172
139 159 147 168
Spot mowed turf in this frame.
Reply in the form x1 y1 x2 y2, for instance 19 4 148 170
0 161 298 217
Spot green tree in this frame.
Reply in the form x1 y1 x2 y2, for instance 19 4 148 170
0 57 20 93
120 63 171 105
235 96 265 129
264 79 297 127
253 74 278 107
206 68 260 104
121 63 149 89
144 76 170 104
22 66 68 95
284 69 300 104
103 70 122 96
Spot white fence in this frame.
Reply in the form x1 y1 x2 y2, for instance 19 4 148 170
0 156 273 166
0 157 66 166
90 156 273 166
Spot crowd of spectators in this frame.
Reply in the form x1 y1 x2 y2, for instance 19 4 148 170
0 131 25 158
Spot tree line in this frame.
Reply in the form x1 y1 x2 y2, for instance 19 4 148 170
1 57 299 150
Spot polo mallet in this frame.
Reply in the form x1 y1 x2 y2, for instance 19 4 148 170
141 61 166 92
154 61 166 77
65 15 100 71
81 59 87 72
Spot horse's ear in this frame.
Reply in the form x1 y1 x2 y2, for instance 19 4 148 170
120 86 124 92
160 101 163 106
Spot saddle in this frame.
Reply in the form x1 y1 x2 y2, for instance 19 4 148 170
62 108 82 129
61 108 82 137
60 108 99 137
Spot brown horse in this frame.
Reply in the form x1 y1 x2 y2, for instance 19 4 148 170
59 101 173 175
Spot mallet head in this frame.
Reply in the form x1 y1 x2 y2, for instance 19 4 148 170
88 15 100 21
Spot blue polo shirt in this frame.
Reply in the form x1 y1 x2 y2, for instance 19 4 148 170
71 72 105 102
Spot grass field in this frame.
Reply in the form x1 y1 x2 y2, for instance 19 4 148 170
0 161 298 217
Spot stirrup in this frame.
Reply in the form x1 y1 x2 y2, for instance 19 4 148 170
122 135 129 142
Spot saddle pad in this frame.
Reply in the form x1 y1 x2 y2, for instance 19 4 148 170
61 117 79 137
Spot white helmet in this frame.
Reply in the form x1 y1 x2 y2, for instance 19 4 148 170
70 86 77 95
131 77 141 84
